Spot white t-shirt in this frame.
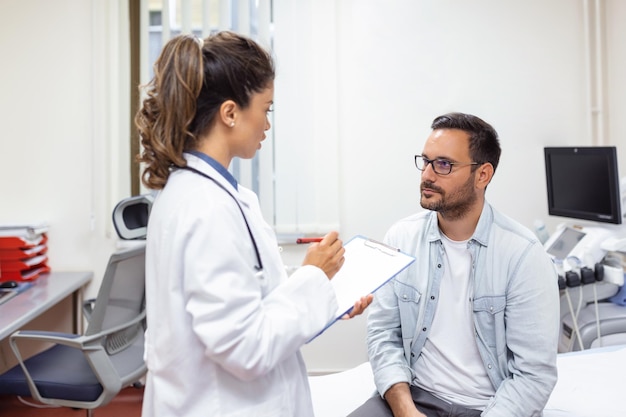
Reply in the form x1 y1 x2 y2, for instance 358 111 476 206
413 234 495 409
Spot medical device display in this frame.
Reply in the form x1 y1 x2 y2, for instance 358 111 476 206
544 146 622 225
545 226 586 261
544 225 614 266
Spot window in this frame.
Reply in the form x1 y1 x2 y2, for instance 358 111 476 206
132 0 340 236
133 0 274 220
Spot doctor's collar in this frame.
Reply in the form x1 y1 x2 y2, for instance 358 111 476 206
187 150 238 190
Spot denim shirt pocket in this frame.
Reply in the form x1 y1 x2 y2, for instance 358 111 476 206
473 295 506 351
393 280 421 306
393 280 422 355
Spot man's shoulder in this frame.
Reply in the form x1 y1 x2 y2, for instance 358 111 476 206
396 209 432 225
484 206 551 264
388 210 433 233
383 210 435 250
489 206 537 242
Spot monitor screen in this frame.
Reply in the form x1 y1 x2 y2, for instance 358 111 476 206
544 146 622 225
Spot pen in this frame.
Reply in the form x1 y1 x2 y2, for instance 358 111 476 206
296 237 324 244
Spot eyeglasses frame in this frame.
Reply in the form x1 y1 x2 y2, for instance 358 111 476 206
414 154 480 175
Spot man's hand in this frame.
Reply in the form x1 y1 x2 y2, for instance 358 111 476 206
341 294 374 319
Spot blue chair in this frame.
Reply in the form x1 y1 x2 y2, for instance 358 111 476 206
0 197 149 416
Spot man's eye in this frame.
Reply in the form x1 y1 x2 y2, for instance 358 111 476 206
436 160 451 169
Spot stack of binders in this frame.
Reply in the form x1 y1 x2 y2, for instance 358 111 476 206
0 223 51 282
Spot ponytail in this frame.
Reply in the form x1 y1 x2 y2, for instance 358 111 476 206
135 31 275 190
135 34 204 189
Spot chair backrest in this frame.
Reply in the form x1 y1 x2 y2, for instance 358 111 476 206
84 246 146 356
112 194 153 240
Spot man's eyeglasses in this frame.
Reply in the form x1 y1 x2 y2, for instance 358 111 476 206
414 155 479 175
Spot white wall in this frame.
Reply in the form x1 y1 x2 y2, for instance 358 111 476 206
606 0 626 169
0 0 130 299
1 0 625 374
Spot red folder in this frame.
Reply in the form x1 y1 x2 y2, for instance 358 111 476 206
0 233 48 249
0 255 48 272
0 244 48 261
0 264 51 281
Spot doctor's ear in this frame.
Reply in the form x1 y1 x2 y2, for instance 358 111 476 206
219 100 238 128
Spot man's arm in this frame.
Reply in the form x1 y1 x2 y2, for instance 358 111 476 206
483 243 560 416
384 383 426 417
367 279 416 398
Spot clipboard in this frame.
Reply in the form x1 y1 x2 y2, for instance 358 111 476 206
308 235 415 342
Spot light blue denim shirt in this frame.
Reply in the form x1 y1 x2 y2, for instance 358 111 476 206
368 202 559 417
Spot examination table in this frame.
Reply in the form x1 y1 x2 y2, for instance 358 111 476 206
309 345 626 417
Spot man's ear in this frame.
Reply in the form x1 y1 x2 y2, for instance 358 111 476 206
219 100 237 128
476 162 495 190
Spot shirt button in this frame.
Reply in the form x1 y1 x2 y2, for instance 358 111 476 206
488 364 492 369
490 306 494 312
422 327 427 332
403 294 408 300
411 352 415 357
437 264 442 268
430 296 435 300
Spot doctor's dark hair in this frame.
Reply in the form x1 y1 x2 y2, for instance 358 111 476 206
431 112 501 173
135 31 275 190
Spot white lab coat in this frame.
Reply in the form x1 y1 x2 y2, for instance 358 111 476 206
141 153 338 417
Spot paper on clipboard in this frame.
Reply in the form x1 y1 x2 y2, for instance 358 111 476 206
308 235 415 342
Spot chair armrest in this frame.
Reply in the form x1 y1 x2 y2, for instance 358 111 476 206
8 330 98 382
12 307 144 348
10 330 82 347
86 310 146 341
8 330 123 408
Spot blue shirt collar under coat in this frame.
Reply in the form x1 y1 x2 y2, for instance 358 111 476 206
187 150 238 190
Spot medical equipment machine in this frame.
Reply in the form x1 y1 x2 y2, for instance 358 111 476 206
544 224 618 275
543 145 626 352
560 301 626 351
547 224 626 352
551 233 626 352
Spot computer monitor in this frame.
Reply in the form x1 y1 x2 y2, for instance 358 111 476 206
544 146 622 225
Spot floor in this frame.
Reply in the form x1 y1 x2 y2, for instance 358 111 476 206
0 386 143 416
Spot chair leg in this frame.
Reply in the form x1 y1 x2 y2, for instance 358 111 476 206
86 409 94 417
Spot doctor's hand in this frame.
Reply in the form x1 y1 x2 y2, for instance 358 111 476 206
301 231 345 279
341 294 374 320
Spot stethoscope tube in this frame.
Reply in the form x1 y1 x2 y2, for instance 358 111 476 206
180 165 264 272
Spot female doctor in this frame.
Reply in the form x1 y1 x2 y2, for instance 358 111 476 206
135 31 372 417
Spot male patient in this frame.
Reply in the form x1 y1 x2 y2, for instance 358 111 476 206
349 112 559 417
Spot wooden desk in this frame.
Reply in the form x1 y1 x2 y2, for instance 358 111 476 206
0 271 92 371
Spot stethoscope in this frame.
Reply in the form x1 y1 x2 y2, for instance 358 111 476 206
180 165 264 274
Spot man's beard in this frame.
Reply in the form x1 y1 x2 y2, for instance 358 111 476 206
420 174 477 221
